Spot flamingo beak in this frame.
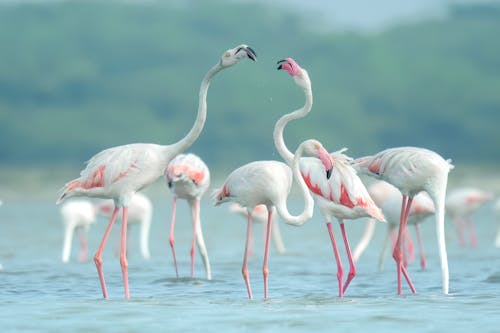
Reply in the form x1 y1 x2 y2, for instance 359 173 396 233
317 146 334 179
277 59 290 70
245 46 257 61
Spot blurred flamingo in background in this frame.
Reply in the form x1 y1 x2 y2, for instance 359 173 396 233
60 200 97 263
445 187 493 247
61 193 152 263
273 58 385 297
229 203 286 255
56 44 257 299
214 139 333 299
376 191 434 271
95 192 152 260
353 147 454 295
165 153 211 280
353 181 435 271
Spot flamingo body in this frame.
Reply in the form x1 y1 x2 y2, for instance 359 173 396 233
165 153 211 280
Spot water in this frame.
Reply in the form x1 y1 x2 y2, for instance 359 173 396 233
1 198 499 332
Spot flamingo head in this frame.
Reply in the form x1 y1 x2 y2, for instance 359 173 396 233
302 139 334 179
277 57 311 90
220 44 257 67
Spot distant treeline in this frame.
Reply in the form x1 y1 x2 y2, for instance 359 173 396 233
0 1 499 175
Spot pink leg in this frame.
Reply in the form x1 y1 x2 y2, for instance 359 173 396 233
169 196 179 278
326 222 344 297
453 218 466 247
415 225 426 270
465 218 477 248
190 200 200 278
392 196 416 295
78 231 88 262
94 206 120 299
242 213 253 299
262 208 273 299
120 207 130 299
403 229 415 267
340 222 356 295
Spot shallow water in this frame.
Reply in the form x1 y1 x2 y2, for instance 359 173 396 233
1 198 499 332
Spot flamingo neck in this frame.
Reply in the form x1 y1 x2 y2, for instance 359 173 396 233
273 84 313 166
275 141 314 226
170 63 222 157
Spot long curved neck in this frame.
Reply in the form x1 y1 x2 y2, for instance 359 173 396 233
275 142 314 226
170 63 222 155
273 84 313 166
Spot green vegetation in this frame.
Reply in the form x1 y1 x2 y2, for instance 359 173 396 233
1 0 499 181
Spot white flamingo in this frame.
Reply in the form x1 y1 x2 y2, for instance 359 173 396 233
273 58 385 297
61 193 153 263
229 203 286 255
353 147 454 294
165 153 211 280
445 187 493 247
56 44 257 299
214 139 333 299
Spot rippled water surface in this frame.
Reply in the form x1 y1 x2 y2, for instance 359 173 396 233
1 199 499 332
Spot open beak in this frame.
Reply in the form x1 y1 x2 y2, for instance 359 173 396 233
242 46 257 61
277 59 290 70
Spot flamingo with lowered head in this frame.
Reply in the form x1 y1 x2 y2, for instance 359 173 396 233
445 187 493 247
165 153 211 280
56 44 257 299
214 139 333 299
274 58 385 297
352 147 454 294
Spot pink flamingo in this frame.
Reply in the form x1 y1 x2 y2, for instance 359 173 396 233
229 204 286 255
273 58 385 297
165 153 211 280
214 139 333 299
445 187 493 247
56 44 257 299
353 147 454 294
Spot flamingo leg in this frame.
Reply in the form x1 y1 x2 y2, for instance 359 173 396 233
326 222 344 297
453 217 466 247
262 208 273 300
192 199 212 280
393 196 416 294
120 207 130 299
340 222 356 295
78 230 88 262
169 196 179 278
242 213 253 299
415 224 426 269
190 199 199 278
94 206 120 299
465 217 477 248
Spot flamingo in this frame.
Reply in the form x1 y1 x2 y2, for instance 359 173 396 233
273 58 385 297
377 191 435 272
165 153 211 280
56 44 257 299
494 198 500 248
445 187 493 247
214 140 333 299
229 203 286 255
61 194 152 263
95 192 153 260
352 147 454 294
60 200 97 263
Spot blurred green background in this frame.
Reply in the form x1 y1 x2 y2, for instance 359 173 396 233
1 0 499 198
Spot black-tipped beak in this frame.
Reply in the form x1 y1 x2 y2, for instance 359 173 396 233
245 46 257 61
277 59 289 70
326 168 332 179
